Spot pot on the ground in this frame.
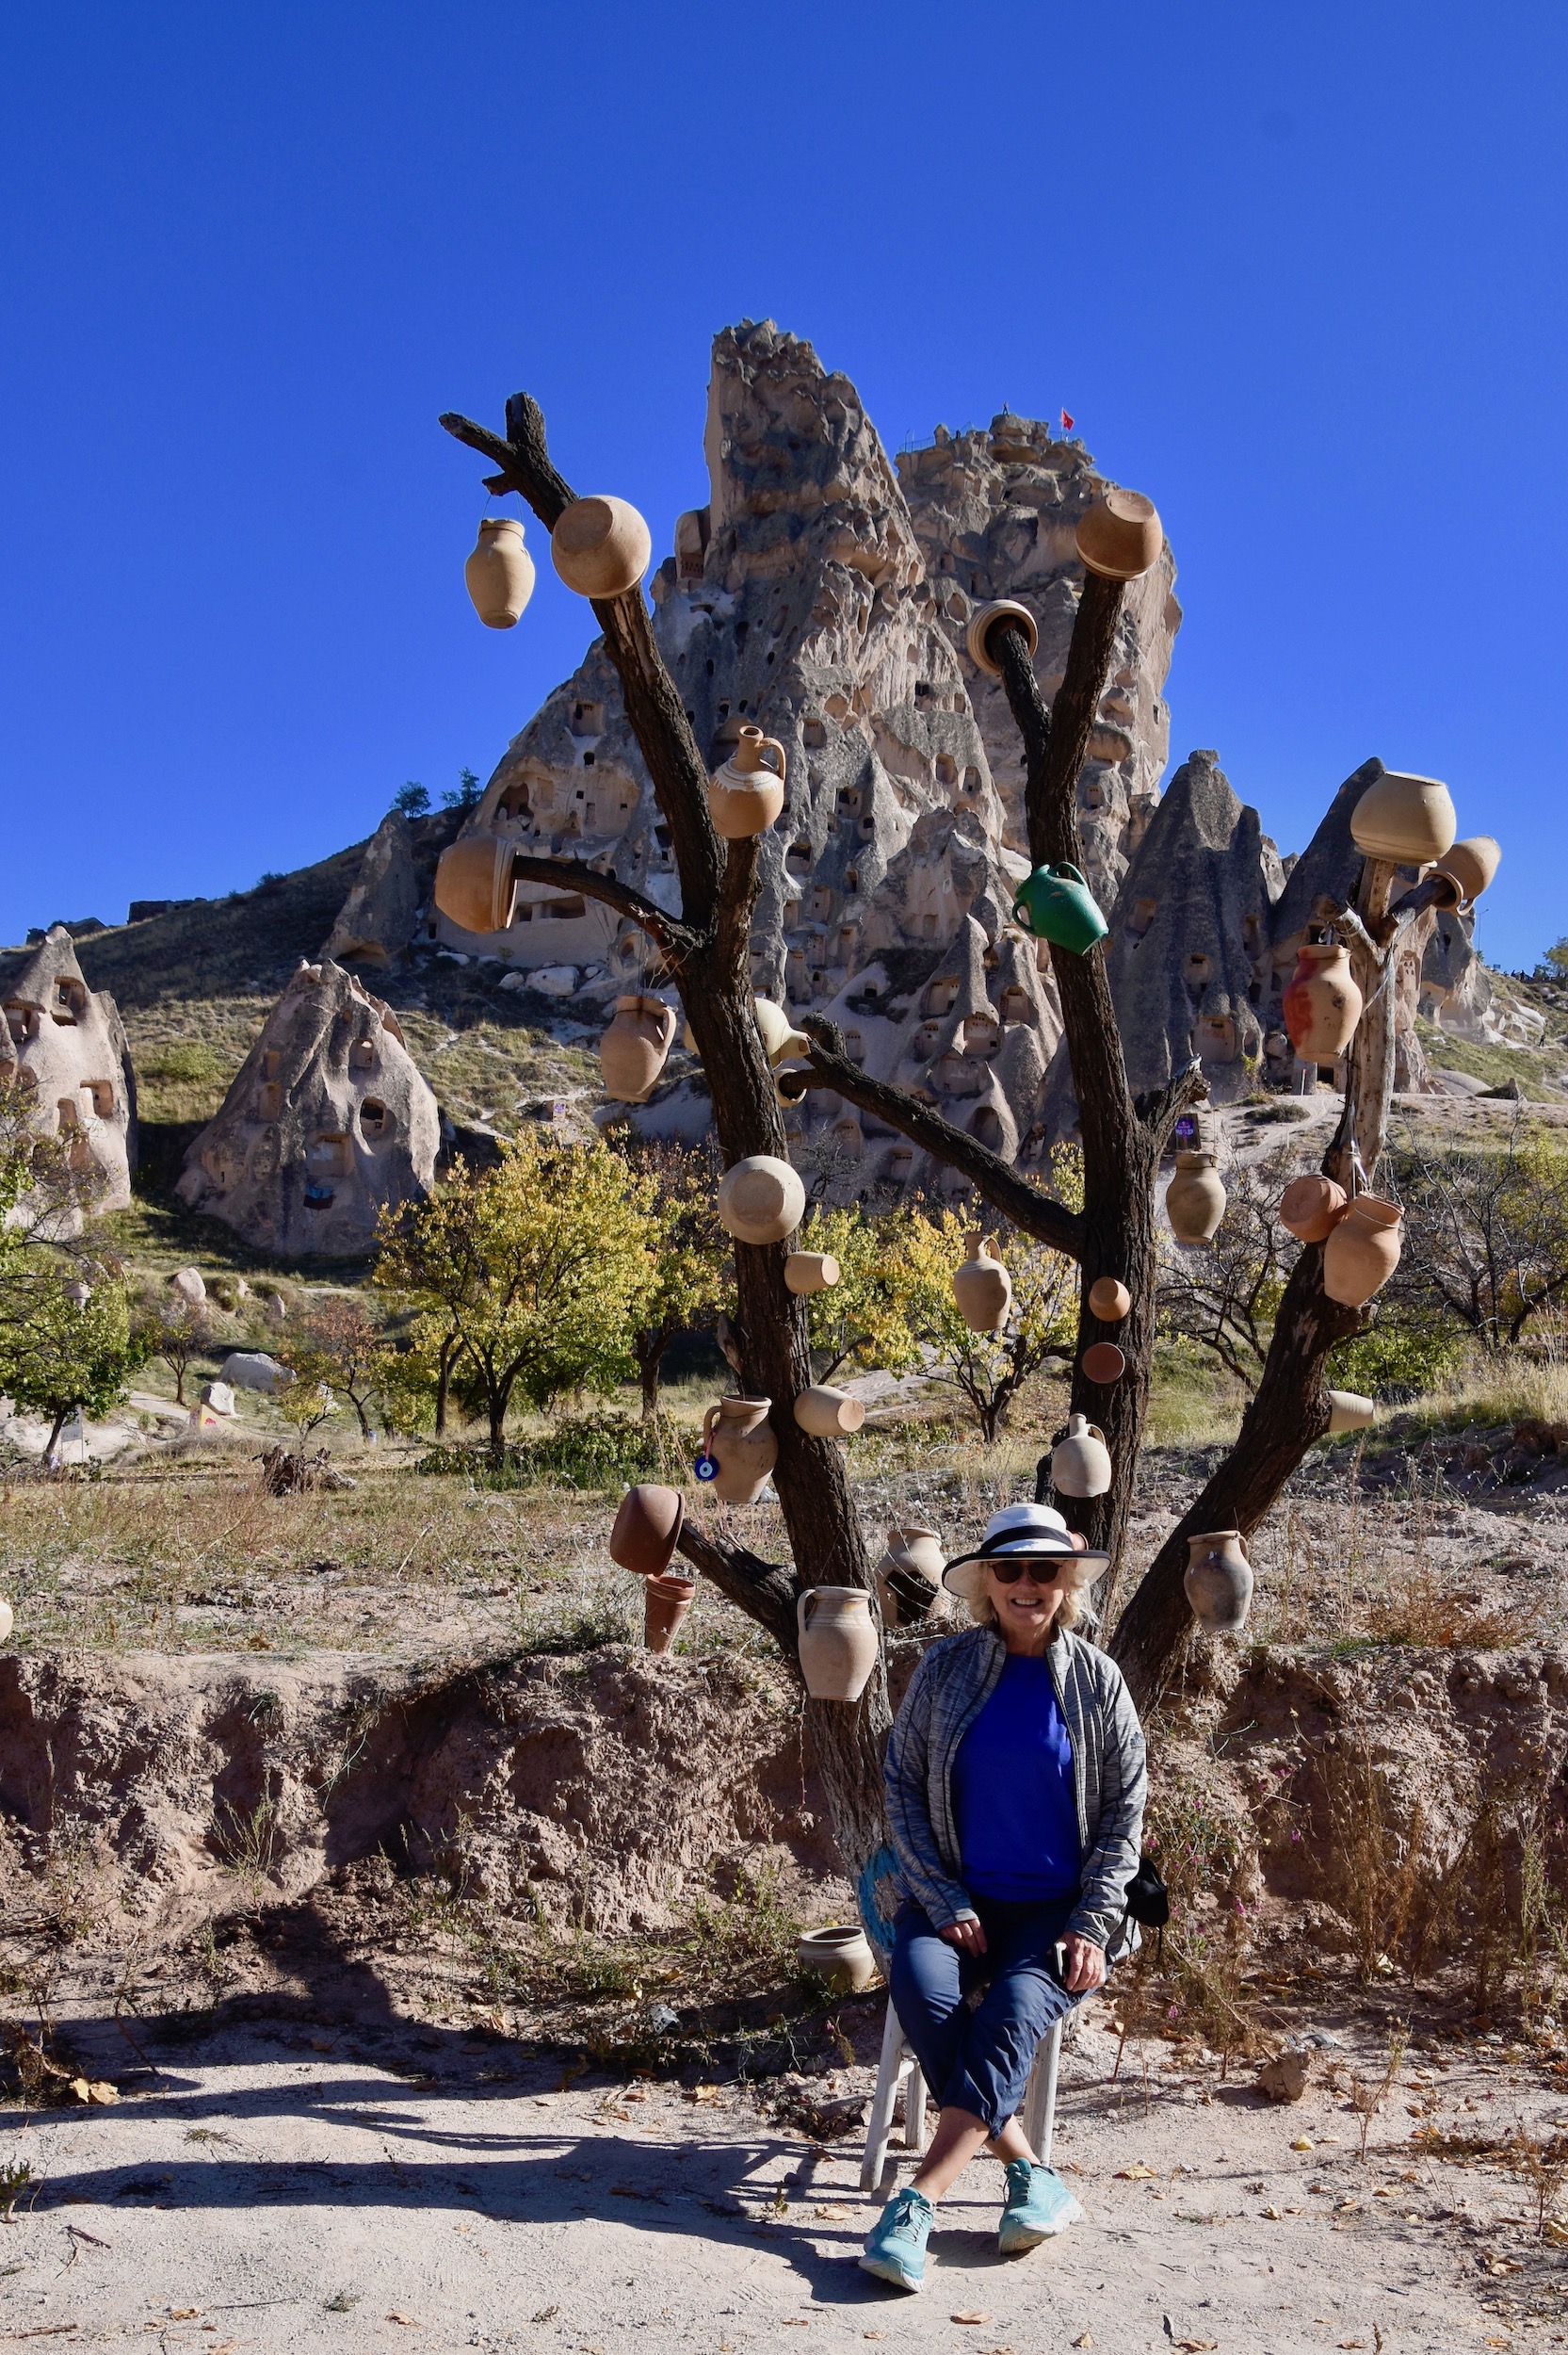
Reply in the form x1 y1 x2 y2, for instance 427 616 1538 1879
1184 1530 1253 1634
796 1925 877 1993
797 1586 879 1702
0 1596 12 1644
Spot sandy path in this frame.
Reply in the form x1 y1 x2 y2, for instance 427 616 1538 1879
1 2011 1562 2354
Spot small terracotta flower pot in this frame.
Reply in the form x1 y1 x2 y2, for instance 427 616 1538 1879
609 1484 684 1577
643 1572 696 1654
1088 1276 1131 1322
1081 1341 1125 1386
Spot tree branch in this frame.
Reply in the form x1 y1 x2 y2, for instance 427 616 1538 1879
791 1023 1086 1257
673 1517 801 1661
507 851 693 952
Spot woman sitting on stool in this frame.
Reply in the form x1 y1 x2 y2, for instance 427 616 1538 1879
861 1502 1147 2295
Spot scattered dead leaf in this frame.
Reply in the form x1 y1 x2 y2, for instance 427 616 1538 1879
951 2315 992 2329
1116 2163 1157 2180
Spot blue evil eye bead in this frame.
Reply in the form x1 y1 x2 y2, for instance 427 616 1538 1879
694 1453 719 1483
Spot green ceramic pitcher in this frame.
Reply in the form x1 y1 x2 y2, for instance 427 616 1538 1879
1011 863 1108 954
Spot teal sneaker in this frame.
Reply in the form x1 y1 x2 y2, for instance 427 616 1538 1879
998 2157 1083 2253
859 2184 934 2292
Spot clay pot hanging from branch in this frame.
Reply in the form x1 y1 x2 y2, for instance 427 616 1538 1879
1350 771 1457 867
707 726 788 839
1326 1389 1375 1433
797 1586 879 1701
793 1386 866 1438
608 1483 685 1577
1278 1173 1349 1244
965 597 1038 677
696 1397 777 1503
1075 490 1164 581
1282 940 1363 1064
1051 1413 1113 1498
1088 1276 1132 1322
1322 1194 1403 1307
599 995 677 1102
1010 862 1108 955
952 1233 1011 1332
1080 1342 1126 1387
643 1571 696 1654
784 1252 839 1295
717 1156 805 1245
1166 1151 1226 1245
464 515 535 627
550 495 652 599
876 1527 946 1628
1183 1530 1253 1633
433 834 516 935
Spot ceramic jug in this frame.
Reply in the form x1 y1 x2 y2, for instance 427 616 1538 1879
708 727 788 840
1436 836 1501 904
1279 1173 1348 1244
608 1483 684 1577
1283 941 1363 1063
1183 1530 1253 1634
1322 1194 1403 1307
784 1251 840 1295
550 495 652 599
1167 1151 1227 1244
1350 771 1457 867
1327 1389 1376 1434
433 834 515 936
952 1233 1012 1332
599 995 677 1102
1075 489 1163 580
793 1386 866 1438
752 998 813 1065
797 1585 879 1702
1052 1413 1113 1499
643 1572 696 1655
1010 863 1109 955
1088 1276 1132 1323
796 1925 877 1993
700 1397 778 1503
717 1155 806 1245
464 515 535 628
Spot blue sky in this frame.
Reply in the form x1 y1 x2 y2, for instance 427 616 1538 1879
1 2 1562 969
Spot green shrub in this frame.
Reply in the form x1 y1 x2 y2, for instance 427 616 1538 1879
414 1409 697 1491
1328 1312 1462 1400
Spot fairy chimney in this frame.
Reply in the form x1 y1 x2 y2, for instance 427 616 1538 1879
322 811 420 967
0 926 137 1212
176 958 438 1256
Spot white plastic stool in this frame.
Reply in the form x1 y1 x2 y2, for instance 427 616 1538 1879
859 1998 1079 2195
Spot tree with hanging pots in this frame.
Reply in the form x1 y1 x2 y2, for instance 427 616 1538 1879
436 376 1493 1894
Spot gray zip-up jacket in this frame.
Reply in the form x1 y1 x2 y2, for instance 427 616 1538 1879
884 1623 1148 1953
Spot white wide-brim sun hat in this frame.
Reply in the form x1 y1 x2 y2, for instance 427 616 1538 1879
942 1502 1109 1604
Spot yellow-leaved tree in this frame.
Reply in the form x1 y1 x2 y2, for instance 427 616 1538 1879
374 1134 654 1464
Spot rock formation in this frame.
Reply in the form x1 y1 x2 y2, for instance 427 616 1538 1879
0 925 137 1212
321 812 420 967
177 958 438 1256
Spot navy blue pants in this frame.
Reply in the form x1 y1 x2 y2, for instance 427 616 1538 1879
889 1895 1085 2137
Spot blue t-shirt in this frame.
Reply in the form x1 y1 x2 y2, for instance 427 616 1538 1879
951 1653 1081 1904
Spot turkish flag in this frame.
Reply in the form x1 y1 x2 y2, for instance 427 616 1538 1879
1060 409 1075 430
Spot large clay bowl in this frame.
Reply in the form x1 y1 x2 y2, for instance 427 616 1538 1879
1075 490 1163 580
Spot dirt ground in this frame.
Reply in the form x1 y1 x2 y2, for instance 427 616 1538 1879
1 1995 1565 2353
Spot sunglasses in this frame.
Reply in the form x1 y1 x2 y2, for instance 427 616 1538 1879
986 1555 1067 1586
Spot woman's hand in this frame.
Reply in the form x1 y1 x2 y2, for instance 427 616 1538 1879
940 1914 988 1957
1061 1933 1106 1992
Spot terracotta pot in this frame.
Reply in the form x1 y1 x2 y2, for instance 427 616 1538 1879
793 1385 866 1438
464 515 535 628
708 727 788 840
1279 1173 1349 1244
965 597 1038 678
952 1233 1012 1332
797 1585 879 1702
889 1525 945 1584
1327 1389 1376 1434
1167 1151 1227 1244
1436 836 1502 904
1184 1530 1253 1634
1350 771 1457 867
1075 489 1163 581
700 1396 778 1503
1081 1341 1126 1386
609 1483 684 1577
1282 941 1363 1063
1088 1276 1131 1322
1052 1413 1112 1498
550 495 652 599
752 999 813 1064
0 1596 11 1645
643 1571 696 1654
433 834 515 935
796 1925 878 1993
1322 1193 1403 1307
717 1155 805 1245
599 995 677 1102
784 1251 840 1295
